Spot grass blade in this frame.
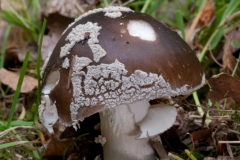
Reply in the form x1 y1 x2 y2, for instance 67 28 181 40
0 24 12 68
141 0 151 13
7 51 30 128
36 19 47 108
232 53 240 77
175 10 185 40
0 141 31 149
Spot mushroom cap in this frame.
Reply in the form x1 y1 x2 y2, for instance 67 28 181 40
40 6 205 128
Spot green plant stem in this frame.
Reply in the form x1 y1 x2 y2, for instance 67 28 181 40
168 152 184 160
193 92 204 116
0 120 34 127
0 24 12 68
0 141 32 149
232 53 240 77
175 10 185 40
7 51 30 128
141 0 151 13
103 0 108 7
189 0 207 118
36 19 47 108
185 149 197 160
199 32 217 62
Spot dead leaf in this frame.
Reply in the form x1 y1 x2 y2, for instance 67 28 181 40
44 136 74 158
217 137 227 155
228 28 240 54
199 0 215 27
207 73 240 107
161 127 187 153
0 68 37 93
204 156 232 160
222 36 240 79
189 129 213 142
41 0 99 60
209 120 220 130
42 0 99 18
3 45 21 69
149 136 168 159
42 13 73 60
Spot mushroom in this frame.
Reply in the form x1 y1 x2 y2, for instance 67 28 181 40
39 6 205 160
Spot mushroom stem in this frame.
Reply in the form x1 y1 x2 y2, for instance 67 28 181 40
99 100 155 160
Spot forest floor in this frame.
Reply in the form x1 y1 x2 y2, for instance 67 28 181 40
0 0 240 159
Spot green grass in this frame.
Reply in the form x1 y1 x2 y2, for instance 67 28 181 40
199 0 240 62
0 50 42 159
175 10 186 40
1 0 41 42
36 18 47 121
0 25 12 68
6 51 30 128
0 1 45 159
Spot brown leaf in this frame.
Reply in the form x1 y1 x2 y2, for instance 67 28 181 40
44 136 74 158
0 68 37 93
199 0 215 27
42 13 74 60
42 0 98 18
207 73 240 107
189 129 213 142
4 45 21 69
217 136 227 155
161 127 187 152
222 36 240 79
228 28 240 54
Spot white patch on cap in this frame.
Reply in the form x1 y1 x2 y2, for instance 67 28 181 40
105 11 122 18
69 60 205 126
39 95 59 134
127 20 156 41
60 42 75 58
41 52 52 78
137 104 177 138
62 57 70 69
62 6 133 35
42 70 60 94
61 22 106 63
72 56 92 76
103 6 132 18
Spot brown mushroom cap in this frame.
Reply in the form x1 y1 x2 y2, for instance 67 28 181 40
40 6 205 127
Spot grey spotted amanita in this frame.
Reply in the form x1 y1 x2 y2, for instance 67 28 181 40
39 6 205 160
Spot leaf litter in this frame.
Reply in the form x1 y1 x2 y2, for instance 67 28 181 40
208 73 240 107
0 68 37 93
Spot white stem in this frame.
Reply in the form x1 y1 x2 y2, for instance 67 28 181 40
100 100 155 160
